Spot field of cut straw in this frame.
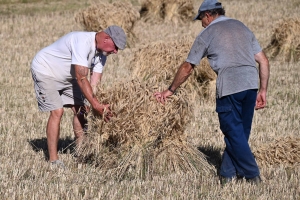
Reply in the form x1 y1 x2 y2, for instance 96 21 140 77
0 0 299 199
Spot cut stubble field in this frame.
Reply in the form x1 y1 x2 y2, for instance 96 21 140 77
0 0 299 199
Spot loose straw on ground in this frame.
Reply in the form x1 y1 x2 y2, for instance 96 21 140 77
254 136 300 167
76 80 215 180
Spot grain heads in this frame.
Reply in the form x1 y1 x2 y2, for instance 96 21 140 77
76 80 214 180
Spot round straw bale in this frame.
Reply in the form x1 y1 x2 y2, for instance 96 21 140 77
140 0 195 24
129 38 216 100
264 19 300 62
76 80 215 180
74 1 140 47
253 136 300 167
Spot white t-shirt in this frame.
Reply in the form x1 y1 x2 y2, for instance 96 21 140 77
31 31 106 83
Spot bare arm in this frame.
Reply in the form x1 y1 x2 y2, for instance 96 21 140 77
254 51 270 109
90 71 102 93
73 65 111 120
154 61 194 103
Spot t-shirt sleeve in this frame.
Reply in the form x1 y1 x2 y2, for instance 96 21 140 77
92 55 107 73
186 35 207 65
251 33 262 55
71 39 90 67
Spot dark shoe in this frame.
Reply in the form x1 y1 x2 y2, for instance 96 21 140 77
220 176 236 185
246 176 262 185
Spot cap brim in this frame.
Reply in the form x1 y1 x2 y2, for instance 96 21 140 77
113 41 125 50
193 13 201 21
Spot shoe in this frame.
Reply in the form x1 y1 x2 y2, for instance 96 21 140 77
50 160 66 170
246 176 262 185
220 175 236 185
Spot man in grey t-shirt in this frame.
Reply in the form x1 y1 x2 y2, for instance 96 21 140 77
31 26 126 168
154 0 269 184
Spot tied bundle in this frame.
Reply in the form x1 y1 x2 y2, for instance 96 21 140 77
254 136 300 167
264 19 300 62
129 38 216 101
76 80 214 180
75 1 140 47
140 0 195 24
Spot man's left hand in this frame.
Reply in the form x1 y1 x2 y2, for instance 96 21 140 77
154 90 173 104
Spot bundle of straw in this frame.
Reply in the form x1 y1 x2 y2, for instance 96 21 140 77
254 136 300 167
76 80 214 180
264 19 300 62
75 1 140 47
129 38 216 100
140 0 195 24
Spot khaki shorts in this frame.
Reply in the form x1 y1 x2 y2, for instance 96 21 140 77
31 69 86 112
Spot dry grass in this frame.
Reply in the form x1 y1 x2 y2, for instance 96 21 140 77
140 0 195 24
129 38 216 101
0 0 300 199
264 19 300 62
75 0 140 47
76 80 214 180
254 136 300 167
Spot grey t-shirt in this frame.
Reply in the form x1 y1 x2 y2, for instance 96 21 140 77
186 16 262 98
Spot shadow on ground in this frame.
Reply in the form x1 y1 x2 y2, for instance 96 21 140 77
198 146 223 175
28 136 75 160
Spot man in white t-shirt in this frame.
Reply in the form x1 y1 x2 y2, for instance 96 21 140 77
31 25 126 168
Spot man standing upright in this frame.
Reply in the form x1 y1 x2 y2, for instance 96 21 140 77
154 0 269 184
31 25 126 168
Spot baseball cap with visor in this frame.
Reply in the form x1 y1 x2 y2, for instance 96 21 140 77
103 25 127 50
194 0 222 20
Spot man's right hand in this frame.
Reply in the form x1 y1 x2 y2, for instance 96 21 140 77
94 104 113 122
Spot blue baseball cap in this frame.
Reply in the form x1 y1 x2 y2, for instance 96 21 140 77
194 0 222 20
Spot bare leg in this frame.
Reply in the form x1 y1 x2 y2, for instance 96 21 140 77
71 105 88 145
47 108 64 161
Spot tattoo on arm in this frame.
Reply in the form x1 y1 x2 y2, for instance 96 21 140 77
74 65 89 83
78 67 88 77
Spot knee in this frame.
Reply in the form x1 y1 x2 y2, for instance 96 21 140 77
50 108 64 119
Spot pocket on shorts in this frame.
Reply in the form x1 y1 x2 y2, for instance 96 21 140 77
216 105 233 133
36 89 47 103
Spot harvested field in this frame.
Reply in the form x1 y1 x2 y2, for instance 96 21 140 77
1 0 300 199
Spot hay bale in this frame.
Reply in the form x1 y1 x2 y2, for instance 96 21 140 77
254 136 300 167
129 38 216 100
264 19 300 62
140 0 195 24
74 1 140 47
76 80 214 180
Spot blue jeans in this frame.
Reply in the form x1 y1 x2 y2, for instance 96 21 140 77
216 89 259 179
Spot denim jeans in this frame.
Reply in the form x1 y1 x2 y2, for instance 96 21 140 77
216 89 260 179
